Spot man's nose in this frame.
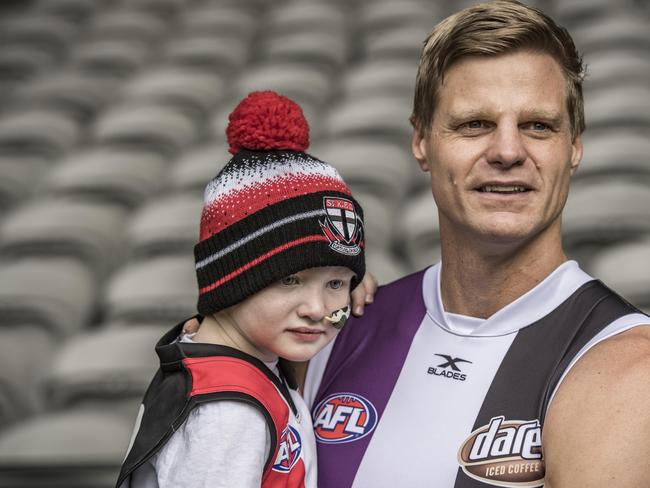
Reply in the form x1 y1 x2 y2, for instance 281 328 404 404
485 122 527 168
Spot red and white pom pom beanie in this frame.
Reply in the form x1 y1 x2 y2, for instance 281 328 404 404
194 91 365 316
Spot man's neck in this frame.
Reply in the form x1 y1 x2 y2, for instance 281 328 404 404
439 229 567 319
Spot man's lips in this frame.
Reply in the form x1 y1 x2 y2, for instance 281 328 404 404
474 182 534 193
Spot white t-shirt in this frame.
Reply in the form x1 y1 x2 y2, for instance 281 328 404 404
132 336 317 488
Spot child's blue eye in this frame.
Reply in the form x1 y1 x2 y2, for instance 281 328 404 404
280 275 299 286
328 279 344 290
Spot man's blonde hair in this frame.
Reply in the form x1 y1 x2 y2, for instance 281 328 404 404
411 0 585 140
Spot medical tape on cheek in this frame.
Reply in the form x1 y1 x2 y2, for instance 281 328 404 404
324 305 351 330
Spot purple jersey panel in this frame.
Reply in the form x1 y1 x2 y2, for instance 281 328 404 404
313 269 427 487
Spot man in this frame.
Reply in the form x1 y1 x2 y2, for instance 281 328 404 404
303 1 650 487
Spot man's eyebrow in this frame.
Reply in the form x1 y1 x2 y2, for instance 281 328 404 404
444 109 492 126
519 109 565 126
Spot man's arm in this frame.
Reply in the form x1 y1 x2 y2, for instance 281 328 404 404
543 326 650 488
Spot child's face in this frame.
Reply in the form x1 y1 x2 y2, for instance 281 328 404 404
225 266 356 362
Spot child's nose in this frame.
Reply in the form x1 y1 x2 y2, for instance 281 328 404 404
296 288 327 322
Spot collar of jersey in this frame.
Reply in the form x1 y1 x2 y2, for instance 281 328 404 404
423 260 594 337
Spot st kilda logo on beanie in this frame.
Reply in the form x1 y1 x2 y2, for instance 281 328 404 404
320 197 363 256
458 416 545 487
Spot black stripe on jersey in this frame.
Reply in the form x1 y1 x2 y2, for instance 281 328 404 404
454 280 638 488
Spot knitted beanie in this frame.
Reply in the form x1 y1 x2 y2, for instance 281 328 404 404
194 91 365 316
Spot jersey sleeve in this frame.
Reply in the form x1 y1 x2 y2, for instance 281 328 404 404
153 400 271 488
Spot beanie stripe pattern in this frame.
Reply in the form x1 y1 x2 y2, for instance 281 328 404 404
194 91 365 316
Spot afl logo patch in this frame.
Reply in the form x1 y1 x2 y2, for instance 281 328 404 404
313 393 377 444
319 197 364 256
272 426 302 473
458 416 545 487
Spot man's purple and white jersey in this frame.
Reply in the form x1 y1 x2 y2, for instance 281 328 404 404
305 261 648 488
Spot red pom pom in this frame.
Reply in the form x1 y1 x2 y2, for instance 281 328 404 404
226 91 310 155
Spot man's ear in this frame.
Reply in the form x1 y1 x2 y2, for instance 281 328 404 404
569 134 583 176
411 128 431 172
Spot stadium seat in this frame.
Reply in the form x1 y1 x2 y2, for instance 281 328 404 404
0 45 56 88
0 198 127 276
358 0 444 34
42 325 165 410
0 258 96 336
8 70 117 122
576 130 650 182
92 102 201 157
45 147 167 208
0 154 49 212
366 248 409 285
166 142 229 195
33 0 99 22
84 9 168 43
322 96 413 146
563 179 650 255
178 5 256 42
102 255 198 324
352 191 397 254
0 13 78 59
551 0 618 27
363 24 431 63
267 2 346 36
571 14 650 54
312 139 413 201
582 50 650 93
0 108 83 159
590 237 650 312
341 60 418 101
584 86 650 130
70 38 153 78
0 324 56 425
125 194 202 258
119 67 226 120
0 407 135 488
398 189 441 270
261 31 349 75
162 34 251 76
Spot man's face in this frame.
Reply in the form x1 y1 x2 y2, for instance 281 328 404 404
412 50 583 248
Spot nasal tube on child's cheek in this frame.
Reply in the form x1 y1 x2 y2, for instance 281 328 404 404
324 306 351 330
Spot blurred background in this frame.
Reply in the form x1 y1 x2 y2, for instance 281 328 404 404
0 0 648 486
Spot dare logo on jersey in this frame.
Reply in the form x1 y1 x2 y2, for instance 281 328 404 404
458 416 545 487
272 426 302 472
313 392 377 444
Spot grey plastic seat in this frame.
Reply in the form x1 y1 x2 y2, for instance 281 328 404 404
0 324 56 426
85 9 168 43
261 31 348 74
92 102 200 157
0 154 49 211
0 258 96 336
0 406 134 488
267 2 347 37
363 24 431 63
0 46 56 85
352 191 396 254
358 0 444 34
590 238 650 312
312 139 413 202
0 108 83 158
43 325 165 409
45 147 167 208
398 190 441 270
119 67 226 119
179 5 256 42
576 131 650 182
70 38 153 78
583 50 650 93
552 0 620 27
103 255 198 324
365 249 409 286
34 0 99 22
166 142 229 195
585 86 650 130
9 70 117 121
342 60 418 101
231 63 333 113
162 34 251 76
0 199 127 276
0 14 78 58
126 194 203 258
571 14 650 54
323 96 413 146
563 179 650 250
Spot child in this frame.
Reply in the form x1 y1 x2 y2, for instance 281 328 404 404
116 91 365 488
